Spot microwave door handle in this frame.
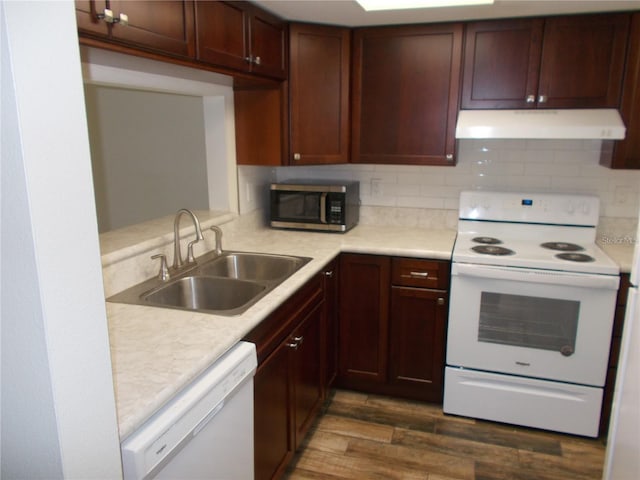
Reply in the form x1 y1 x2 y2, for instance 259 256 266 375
320 193 328 223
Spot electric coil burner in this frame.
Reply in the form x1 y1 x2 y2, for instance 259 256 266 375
445 190 620 438
556 252 596 262
471 245 515 256
541 242 584 252
472 236 502 245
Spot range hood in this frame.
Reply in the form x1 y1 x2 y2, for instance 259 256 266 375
455 109 626 140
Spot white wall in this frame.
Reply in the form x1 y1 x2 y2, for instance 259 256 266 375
1 2 122 478
85 85 210 232
237 139 640 221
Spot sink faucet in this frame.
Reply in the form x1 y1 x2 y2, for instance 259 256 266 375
172 209 204 270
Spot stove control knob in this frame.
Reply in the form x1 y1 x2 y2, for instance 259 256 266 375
567 202 575 215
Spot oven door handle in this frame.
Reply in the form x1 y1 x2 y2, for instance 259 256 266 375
452 263 620 290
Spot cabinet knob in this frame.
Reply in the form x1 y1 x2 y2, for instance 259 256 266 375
324 270 334 278
97 8 115 23
293 153 301 161
437 297 445 306
446 154 453 161
538 95 547 104
526 95 536 103
286 336 304 350
116 13 129 26
244 56 253 64
254 56 261 66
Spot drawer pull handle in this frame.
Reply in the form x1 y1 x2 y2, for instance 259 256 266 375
402 271 429 278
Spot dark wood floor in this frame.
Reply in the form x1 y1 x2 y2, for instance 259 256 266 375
285 390 606 480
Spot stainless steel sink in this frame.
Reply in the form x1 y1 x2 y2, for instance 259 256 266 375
107 251 312 316
144 276 266 313
198 252 309 282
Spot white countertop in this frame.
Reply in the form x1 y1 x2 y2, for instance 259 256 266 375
599 242 635 274
107 223 456 439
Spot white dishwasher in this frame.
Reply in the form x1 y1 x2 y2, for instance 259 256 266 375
121 341 257 480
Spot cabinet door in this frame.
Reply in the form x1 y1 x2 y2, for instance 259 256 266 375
389 286 448 402
254 340 293 480
289 23 350 165
602 13 640 169
538 13 629 108
234 85 285 166
338 254 390 384
106 1 195 57
351 24 462 165
322 259 340 393
291 302 324 449
195 0 249 71
76 0 110 36
461 18 543 109
248 6 287 79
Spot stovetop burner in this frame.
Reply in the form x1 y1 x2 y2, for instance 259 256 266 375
471 245 515 256
472 236 502 245
556 253 595 263
541 242 584 252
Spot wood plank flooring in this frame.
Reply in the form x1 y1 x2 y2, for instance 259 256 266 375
285 390 606 480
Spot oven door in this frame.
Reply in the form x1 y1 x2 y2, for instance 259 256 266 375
447 262 619 387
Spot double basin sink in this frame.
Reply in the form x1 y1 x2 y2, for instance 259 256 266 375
107 251 312 316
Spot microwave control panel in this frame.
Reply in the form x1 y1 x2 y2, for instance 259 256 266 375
328 198 343 223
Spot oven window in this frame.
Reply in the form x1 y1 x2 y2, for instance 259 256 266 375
478 292 579 355
276 193 320 221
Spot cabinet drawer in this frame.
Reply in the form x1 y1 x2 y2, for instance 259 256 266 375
391 258 449 289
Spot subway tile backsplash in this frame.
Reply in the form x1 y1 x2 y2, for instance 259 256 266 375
237 139 640 224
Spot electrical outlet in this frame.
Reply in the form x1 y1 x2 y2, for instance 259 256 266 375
614 185 632 205
371 178 382 196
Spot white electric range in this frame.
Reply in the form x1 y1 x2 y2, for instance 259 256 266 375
444 190 620 437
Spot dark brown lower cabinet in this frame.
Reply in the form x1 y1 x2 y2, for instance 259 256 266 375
389 286 448 402
322 258 340 393
338 254 390 384
253 341 290 480
245 272 325 480
291 303 323 445
600 273 630 436
338 253 449 402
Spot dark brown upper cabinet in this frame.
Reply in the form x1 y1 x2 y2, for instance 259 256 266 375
289 23 351 165
351 23 463 166
76 0 196 58
462 13 630 109
461 18 543 109
601 12 640 169
195 1 286 79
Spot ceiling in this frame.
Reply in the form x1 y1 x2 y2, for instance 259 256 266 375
253 0 640 27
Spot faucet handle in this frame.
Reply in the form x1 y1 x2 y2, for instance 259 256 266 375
210 226 223 255
186 239 199 264
151 254 170 281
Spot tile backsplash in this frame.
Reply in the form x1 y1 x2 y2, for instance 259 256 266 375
237 139 640 227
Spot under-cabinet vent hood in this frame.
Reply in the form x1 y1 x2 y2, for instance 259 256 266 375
455 109 626 140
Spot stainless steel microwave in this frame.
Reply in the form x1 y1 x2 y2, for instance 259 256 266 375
270 180 360 232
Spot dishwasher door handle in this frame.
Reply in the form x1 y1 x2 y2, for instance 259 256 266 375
193 400 225 437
